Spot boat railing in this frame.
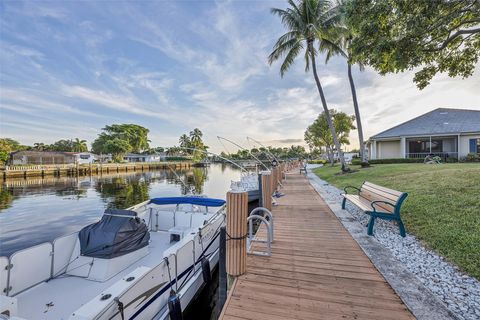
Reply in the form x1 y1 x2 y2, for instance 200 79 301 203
1 231 81 297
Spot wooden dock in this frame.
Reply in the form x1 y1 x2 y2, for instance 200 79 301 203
220 172 414 320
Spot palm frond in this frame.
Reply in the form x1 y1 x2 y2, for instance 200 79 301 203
280 40 303 77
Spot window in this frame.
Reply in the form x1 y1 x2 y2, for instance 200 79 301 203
470 139 480 154
408 139 443 153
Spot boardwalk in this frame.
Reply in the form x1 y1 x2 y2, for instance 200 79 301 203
220 172 414 320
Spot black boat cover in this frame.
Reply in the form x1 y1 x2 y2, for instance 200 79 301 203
79 208 150 259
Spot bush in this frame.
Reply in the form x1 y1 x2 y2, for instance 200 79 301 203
351 159 361 165
357 158 424 164
463 153 480 162
308 159 327 164
165 156 191 161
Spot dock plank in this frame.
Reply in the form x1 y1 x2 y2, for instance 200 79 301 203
219 172 414 320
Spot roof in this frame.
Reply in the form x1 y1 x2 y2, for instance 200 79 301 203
371 108 480 139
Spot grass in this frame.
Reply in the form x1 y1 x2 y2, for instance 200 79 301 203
313 163 480 279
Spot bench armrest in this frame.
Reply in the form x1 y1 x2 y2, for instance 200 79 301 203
343 186 360 195
370 200 396 212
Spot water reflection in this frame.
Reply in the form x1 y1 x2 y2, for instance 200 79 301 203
0 164 240 256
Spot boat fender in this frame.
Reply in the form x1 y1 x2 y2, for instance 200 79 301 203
201 257 211 283
168 291 183 320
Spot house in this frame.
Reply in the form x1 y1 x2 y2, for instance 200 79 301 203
67 152 96 164
368 108 480 160
123 153 166 163
9 151 96 165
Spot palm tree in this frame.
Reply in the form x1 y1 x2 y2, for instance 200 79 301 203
73 138 88 152
189 128 203 146
178 134 191 152
269 0 349 172
33 142 45 151
320 0 368 165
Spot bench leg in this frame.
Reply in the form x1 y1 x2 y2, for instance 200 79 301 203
367 216 376 236
341 198 347 210
397 219 406 237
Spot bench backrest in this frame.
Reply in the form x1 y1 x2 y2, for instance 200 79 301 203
359 181 406 214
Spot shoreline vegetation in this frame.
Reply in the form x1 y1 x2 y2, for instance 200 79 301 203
314 163 480 279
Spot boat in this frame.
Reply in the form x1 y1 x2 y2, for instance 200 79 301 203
0 196 226 320
230 172 261 202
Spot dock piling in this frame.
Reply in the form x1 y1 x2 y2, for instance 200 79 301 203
225 190 248 277
260 171 272 212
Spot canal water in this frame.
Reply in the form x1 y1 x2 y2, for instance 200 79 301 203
0 163 242 319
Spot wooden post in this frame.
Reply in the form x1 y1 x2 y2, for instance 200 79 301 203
218 226 227 314
226 190 248 277
260 171 272 212
271 167 278 193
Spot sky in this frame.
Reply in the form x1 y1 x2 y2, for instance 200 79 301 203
1 0 479 153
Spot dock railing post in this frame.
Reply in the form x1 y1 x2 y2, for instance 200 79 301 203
217 226 227 315
226 190 248 277
260 171 272 212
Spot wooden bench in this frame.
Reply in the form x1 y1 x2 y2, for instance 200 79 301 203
341 181 408 237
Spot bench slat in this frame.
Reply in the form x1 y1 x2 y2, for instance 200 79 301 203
344 195 373 212
363 181 403 197
360 184 400 203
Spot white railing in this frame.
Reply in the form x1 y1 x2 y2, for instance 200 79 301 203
406 152 458 160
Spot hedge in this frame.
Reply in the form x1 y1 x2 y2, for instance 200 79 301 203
351 158 424 165
308 159 327 164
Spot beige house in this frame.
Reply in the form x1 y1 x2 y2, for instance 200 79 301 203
368 108 480 161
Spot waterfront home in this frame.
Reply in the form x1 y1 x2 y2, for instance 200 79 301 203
368 108 480 161
123 152 166 163
9 151 97 165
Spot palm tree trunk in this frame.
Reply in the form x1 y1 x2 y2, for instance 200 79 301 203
309 41 348 172
347 62 368 164
326 145 334 166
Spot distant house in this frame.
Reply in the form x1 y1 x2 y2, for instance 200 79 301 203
368 108 480 160
123 153 166 163
9 151 96 165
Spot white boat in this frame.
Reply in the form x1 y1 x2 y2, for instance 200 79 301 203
0 196 226 320
230 172 260 202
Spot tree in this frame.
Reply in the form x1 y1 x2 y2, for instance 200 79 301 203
33 142 47 151
305 110 355 165
179 134 191 150
91 124 150 162
345 0 480 89
73 138 88 152
102 124 149 153
315 0 368 164
0 138 27 165
269 0 349 172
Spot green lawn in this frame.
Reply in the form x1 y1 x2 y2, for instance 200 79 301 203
313 163 480 279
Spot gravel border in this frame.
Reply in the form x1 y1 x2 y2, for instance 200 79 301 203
306 169 480 320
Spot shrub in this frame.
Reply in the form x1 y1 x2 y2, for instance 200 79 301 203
308 159 327 164
463 153 480 162
351 159 361 165
165 156 191 161
351 158 423 165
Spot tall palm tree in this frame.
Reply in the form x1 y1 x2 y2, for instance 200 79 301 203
73 138 88 152
189 128 203 146
320 0 368 164
178 134 192 154
269 0 348 171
